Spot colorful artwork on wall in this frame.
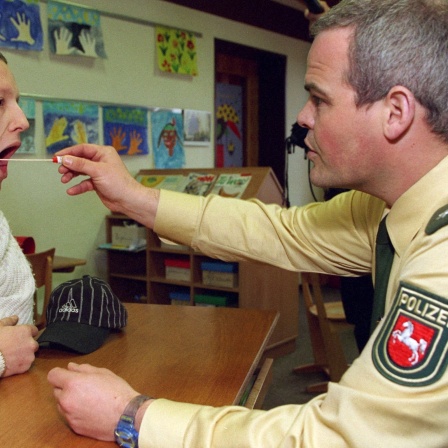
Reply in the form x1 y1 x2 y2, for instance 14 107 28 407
17 97 36 154
0 0 43 51
47 0 106 58
103 106 149 156
215 83 243 167
156 26 198 76
183 110 211 146
43 101 99 153
151 109 185 169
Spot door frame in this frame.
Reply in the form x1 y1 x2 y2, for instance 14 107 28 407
215 39 287 188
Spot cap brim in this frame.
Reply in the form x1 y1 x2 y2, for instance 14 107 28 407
37 321 110 354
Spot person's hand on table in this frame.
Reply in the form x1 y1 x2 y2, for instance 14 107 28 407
0 315 38 377
47 362 154 441
55 144 159 228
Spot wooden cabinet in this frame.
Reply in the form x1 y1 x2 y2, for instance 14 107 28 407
104 167 299 358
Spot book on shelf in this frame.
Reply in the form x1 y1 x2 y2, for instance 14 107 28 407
194 293 238 307
182 172 217 196
98 242 146 252
160 240 190 251
135 174 166 188
135 174 189 192
135 171 252 198
208 173 252 198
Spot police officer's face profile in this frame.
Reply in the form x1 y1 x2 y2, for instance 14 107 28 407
298 27 383 192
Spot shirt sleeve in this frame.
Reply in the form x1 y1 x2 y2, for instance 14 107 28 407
139 355 448 447
148 189 448 447
139 396 334 448
154 189 384 275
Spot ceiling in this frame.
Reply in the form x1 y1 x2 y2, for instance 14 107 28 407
162 0 315 42
270 0 306 12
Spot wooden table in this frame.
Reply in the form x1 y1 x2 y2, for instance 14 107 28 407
52 255 87 273
0 303 278 447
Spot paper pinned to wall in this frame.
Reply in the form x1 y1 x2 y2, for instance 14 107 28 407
151 108 185 169
103 106 149 156
156 26 198 76
18 97 36 154
47 0 106 58
0 0 43 52
43 101 99 153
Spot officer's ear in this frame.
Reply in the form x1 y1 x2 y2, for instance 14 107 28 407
382 86 415 141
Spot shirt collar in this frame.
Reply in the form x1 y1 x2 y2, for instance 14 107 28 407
387 155 448 257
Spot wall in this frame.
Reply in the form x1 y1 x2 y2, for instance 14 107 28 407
1 0 315 286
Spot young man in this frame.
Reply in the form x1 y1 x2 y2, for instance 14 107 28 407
0 52 39 378
48 0 448 446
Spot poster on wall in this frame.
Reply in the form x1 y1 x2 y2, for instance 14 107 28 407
103 106 149 156
0 0 43 51
151 108 185 169
43 101 99 153
183 109 211 146
215 83 243 167
156 26 198 76
47 0 106 58
17 97 36 154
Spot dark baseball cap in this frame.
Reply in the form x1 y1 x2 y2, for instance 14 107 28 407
38 275 127 354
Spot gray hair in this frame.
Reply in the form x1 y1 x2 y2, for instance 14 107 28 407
311 0 448 143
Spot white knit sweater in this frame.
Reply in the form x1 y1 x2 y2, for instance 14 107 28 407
0 211 35 324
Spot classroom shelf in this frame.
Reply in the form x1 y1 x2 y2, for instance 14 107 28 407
103 167 299 357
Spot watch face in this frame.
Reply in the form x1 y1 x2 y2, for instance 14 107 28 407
115 422 139 448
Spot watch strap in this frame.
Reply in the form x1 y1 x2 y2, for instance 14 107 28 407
123 395 151 418
0 351 6 377
115 395 151 448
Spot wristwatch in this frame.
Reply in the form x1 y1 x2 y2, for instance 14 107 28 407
114 395 151 448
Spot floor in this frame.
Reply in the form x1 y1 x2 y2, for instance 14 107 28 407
262 283 360 410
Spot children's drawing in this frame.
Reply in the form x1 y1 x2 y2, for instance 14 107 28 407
183 110 211 146
156 26 198 76
103 106 149 156
47 0 106 58
0 0 43 51
17 97 36 154
151 109 185 169
44 101 99 153
215 83 243 167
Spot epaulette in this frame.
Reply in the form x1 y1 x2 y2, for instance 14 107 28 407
425 204 448 235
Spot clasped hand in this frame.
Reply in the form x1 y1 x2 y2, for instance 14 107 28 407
0 316 38 377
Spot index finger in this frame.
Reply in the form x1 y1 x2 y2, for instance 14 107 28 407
56 144 114 177
55 152 102 194
55 143 110 161
47 366 73 388
29 324 39 338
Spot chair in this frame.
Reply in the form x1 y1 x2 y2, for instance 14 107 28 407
293 272 353 393
26 248 55 329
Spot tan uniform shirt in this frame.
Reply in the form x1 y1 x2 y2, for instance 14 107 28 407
140 156 448 447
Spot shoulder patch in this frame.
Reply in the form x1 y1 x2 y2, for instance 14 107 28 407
372 282 448 386
425 204 448 235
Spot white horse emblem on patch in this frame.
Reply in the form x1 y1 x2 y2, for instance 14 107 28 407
392 320 428 365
